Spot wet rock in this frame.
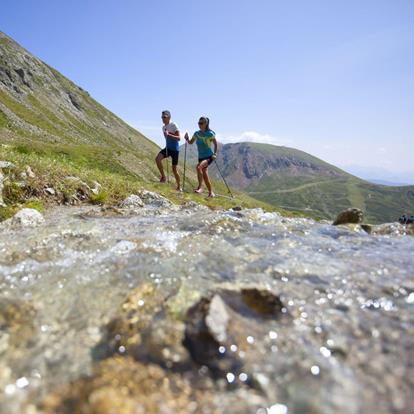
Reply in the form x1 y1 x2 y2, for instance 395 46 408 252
139 190 172 208
10 208 44 227
39 356 221 414
217 286 287 319
205 295 230 342
181 201 208 212
120 194 144 209
183 295 243 377
333 208 364 225
100 283 168 359
369 222 413 236
240 288 285 317
0 298 37 350
183 287 288 381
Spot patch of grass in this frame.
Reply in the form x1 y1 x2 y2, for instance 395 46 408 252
0 109 8 128
0 205 19 221
90 190 109 205
2 181 25 204
0 90 65 138
24 199 45 212
0 140 287 215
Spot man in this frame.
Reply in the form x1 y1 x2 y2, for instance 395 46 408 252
155 110 181 190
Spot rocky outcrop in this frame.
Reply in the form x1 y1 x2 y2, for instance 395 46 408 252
333 208 364 225
120 194 144 209
139 190 172 208
10 208 44 227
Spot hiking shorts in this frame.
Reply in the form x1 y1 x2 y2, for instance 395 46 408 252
198 155 214 166
160 148 179 166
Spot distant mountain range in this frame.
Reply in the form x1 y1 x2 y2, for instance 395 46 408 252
341 165 414 187
183 141 414 223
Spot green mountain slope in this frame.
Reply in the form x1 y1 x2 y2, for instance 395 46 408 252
0 31 160 180
184 141 414 223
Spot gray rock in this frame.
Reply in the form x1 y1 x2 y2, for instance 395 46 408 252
120 194 144 209
90 181 102 195
0 161 16 170
139 190 172 208
205 295 230 343
25 166 35 178
45 187 56 195
333 208 364 225
10 208 44 227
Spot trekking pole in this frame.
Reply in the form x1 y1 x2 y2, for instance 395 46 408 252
214 160 233 198
183 140 187 192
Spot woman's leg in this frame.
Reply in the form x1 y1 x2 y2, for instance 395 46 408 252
195 162 205 192
202 165 214 196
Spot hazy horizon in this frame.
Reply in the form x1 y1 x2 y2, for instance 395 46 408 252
1 0 413 181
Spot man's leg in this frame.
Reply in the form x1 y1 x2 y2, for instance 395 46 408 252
172 165 181 190
155 152 166 182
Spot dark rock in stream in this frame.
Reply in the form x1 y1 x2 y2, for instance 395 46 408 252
333 208 364 225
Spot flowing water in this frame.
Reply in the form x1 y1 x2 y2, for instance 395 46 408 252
0 201 413 413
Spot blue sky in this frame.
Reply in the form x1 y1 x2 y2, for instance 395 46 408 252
1 0 413 182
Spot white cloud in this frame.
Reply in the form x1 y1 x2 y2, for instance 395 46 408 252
218 131 290 146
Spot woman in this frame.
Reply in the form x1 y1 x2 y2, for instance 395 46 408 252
184 116 218 198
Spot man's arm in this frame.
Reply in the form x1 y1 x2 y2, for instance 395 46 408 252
165 129 181 141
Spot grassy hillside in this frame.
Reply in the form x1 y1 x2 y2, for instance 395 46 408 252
0 31 286 219
183 141 414 223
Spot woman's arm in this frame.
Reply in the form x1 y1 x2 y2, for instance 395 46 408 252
184 132 196 144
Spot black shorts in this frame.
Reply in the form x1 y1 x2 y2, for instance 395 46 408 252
198 156 214 166
159 148 179 166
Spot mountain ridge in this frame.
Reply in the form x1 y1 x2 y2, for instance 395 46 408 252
182 140 414 223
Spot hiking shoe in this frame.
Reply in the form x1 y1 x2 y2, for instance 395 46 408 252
160 176 166 183
194 188 203 194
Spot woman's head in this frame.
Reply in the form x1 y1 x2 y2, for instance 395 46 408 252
198 116 210 132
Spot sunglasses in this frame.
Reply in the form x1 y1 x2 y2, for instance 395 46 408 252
198 121 206 125
162 116 169 119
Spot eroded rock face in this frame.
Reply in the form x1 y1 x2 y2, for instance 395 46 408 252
333 208 364 225
10 208 44 227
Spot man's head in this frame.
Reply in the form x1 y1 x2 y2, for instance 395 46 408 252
162 110 171 125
